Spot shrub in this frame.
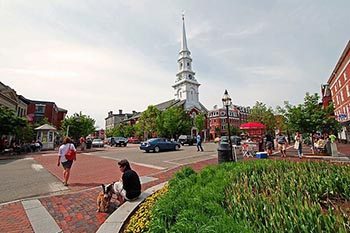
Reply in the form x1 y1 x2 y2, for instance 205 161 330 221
147 160 350 232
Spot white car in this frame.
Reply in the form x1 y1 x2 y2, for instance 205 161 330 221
92 138 104 148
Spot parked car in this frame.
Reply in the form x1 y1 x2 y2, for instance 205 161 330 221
128 137 140 144
220 136 242 145
177 135 197 146
92 138 104 148
111 137 128 147
140 138 181 153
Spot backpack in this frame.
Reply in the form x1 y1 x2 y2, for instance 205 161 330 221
65 144 76 160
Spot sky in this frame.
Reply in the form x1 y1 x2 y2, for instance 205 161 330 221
1 0 349 128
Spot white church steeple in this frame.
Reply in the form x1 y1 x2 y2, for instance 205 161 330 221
173 14 201 110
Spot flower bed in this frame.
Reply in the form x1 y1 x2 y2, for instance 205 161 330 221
124 160 350 232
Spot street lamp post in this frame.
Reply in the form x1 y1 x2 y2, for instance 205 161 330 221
222 90 235 161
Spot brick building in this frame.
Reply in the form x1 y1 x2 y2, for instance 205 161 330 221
326 40 350 141
25 98 67 129
105 109 138 130
208 105 250 140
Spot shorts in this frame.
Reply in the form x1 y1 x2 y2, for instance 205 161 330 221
113 182 139 201
278 143 286 151
113 182 127 200
61 160 73 169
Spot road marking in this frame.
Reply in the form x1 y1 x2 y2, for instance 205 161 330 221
31 164 44 172
22 199 62 233
130 161 165 170
139 176 158 184
23 157 34 160
48 182 69 192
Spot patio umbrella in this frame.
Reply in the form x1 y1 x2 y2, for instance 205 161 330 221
239 122 266 130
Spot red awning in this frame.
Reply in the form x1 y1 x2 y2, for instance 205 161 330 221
239 122 266 130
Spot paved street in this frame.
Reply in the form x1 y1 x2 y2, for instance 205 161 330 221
0 142 349 233
0 143 218 205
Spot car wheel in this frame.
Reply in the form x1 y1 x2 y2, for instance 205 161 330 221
175 145 180 151
154 146 160 153
145 150 149 153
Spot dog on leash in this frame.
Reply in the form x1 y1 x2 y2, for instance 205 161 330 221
96 183 115 212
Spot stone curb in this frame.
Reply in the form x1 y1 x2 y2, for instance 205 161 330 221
96 182 167 233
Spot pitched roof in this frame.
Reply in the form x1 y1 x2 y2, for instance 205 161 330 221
34 124 57 131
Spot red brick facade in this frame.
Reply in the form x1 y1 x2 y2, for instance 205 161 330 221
327 40 350 141
26 100 67 129
208 105 250 140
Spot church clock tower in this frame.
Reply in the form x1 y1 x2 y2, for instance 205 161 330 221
172 14 201 111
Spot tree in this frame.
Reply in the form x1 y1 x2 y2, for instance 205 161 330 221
248 101 276 134
160 107 192 138
137 105 161 139
61 112 95 141
278 92 340 136
194 113 206 134
0 106 27 136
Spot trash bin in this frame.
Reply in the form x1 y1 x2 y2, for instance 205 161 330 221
86 139 92 149
217 142 232 163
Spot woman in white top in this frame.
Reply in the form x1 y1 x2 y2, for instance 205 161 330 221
57 137 76 186
294 131 303 159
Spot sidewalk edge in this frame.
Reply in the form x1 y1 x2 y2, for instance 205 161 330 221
96 182 167 233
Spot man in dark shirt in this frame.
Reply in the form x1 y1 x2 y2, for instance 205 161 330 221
114 159 141 205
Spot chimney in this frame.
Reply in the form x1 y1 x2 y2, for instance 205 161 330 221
108 111 113 116
132 110 136 114
119 109 123 115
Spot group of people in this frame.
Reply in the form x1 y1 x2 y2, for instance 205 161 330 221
57 137 141 204
264 130 338 158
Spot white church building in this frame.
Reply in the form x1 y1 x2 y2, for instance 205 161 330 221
107 15 208 137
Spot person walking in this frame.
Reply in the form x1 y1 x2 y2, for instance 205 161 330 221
294 131 303 159
196 133 204 152
79 136 86 151
113 159 141 206
276 130 288 158
57 137 76 186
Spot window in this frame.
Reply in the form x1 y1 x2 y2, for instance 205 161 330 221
338 79 341 87
35 104 45 114
187 62 190 67
335 85 337 92
189 74 192 79
347 85 350 97
341 90 344 102
345 72 348 81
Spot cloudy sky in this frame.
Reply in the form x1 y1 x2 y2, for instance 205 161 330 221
1 0 349 128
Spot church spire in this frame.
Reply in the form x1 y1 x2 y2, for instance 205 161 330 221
181 13 189 52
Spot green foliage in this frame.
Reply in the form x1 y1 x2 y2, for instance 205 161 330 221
147 160 350 233
106 124 135 138
159 107 192 138
278 93 341 134
61 112 95 141
0 106 28 137
137 105 161 138
230 126 241 136
248 101 276 134
194 113 206 133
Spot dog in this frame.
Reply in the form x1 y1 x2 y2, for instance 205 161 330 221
96 183 115 212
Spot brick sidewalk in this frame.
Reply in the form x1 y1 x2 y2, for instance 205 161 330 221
0 145 348 233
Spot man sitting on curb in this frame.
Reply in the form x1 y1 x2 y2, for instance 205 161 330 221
114 159 141 206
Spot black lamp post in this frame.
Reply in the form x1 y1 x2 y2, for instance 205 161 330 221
222 90 234 161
